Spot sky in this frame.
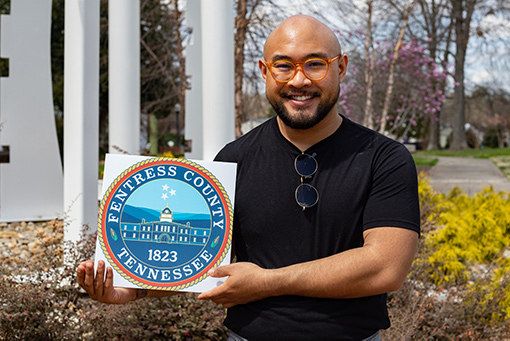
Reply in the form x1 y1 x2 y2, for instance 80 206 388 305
466 12 510 91
261 0 510 93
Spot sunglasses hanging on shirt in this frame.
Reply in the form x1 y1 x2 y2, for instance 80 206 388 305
294 153 319 211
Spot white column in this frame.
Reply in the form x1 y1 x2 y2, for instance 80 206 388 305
108 0 140 155
200 0 235 160
184 0 203 160
63 0 100 242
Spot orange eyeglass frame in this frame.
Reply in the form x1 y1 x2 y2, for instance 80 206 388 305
262 54 342 83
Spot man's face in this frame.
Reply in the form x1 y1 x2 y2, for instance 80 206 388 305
266 62 341 130
260 24 346 130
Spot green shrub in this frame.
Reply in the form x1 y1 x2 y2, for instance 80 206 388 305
483 125 506 148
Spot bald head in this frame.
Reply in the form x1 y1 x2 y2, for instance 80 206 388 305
264 15 342 59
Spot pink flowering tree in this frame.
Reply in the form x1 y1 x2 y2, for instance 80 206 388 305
338 37 449 142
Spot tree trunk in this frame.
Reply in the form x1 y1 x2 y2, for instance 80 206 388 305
449 0 476 150
427 117 440 149
427 23 452 150
378 0 418 135
420 0 452 150
234 0 248 138
149 113 159 155
234 0 263 138
172 0 186 146
498 124 505 148
363 0 375 129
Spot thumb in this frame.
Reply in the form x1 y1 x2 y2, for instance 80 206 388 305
208 264 232 278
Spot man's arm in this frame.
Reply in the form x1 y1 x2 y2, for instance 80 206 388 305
197 227 418 308
77 260 179 304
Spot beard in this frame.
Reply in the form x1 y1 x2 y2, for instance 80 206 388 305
268 85 340 130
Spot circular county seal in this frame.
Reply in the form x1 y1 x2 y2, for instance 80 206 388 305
98 158 232 290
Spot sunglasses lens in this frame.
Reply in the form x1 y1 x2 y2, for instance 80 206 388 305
295 154 318 177
295 183 319 208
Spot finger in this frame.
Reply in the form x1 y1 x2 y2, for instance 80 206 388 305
94 260 106 299
197 289 211 300
222 301 236 309
77 263 86 287
198 285 219 300
103 267 114 300
208 264 233 278
83 261 96 295
198 285 238 308
77 262 92 286
198 276 230 301
205 292 234 308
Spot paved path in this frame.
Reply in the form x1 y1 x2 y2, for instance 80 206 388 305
427 156 510 196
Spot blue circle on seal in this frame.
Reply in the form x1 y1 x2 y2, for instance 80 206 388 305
98 158 232 290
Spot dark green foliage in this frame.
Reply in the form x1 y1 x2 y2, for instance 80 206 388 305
0 0 9 14
0 58 8 77
50 0 64 113
51 0 65 159
483 125 506 148
0 0 10 77
139 1 181 119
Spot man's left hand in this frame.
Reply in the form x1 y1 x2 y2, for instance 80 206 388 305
197 262 273 308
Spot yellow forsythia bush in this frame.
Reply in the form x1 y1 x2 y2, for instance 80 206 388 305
418 175 510 319
158 151 176 158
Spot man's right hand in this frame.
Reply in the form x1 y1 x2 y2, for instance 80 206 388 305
77 260 138 304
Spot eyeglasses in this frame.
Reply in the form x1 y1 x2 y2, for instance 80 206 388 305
294 153 319 211
264 55 341 83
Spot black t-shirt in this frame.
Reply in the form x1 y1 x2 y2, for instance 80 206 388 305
214 115 420 340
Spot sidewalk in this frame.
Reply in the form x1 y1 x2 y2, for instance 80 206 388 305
427 156 510 196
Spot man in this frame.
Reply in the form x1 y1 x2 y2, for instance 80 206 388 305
78 15 420 341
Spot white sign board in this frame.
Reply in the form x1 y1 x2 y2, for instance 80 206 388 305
95 154 236 293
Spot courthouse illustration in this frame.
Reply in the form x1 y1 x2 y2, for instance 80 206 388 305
121 205 210 246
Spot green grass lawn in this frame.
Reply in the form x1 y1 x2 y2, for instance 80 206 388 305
415 147 510 159
412 147 510 179
413 155 439 167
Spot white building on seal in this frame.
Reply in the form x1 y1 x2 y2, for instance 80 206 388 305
120 205 209 246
